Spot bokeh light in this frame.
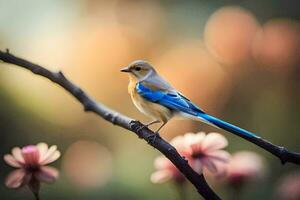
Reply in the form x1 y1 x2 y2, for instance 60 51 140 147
276 171 300 200
62 141 112 190
252 19 300 72
226 151 266 185
114 0 166 47
204 6 260 66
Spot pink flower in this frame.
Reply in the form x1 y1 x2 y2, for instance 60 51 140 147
226 151 265 187
4 143 60 189
277 171 300 200
150 156 184 184
150 132 230 184
172 132 230 175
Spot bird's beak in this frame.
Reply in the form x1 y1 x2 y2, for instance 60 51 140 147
120 66 131 73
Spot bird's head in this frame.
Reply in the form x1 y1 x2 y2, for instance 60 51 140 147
121 60 155 79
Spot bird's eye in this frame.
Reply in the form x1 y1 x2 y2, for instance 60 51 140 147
135 66 141 71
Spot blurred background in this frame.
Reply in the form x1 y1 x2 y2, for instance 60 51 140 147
0 0 299 199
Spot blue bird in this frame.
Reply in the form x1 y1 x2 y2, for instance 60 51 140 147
121 60 259 139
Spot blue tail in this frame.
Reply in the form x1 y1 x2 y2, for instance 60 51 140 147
198 113 260 139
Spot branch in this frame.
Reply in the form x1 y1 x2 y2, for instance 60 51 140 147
234 133 300 165
0 50 221 199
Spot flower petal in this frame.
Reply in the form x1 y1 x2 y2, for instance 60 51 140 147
150 170 172 184
201 133 228 151
37 143 48 162
202 158 218 174
41 150 60 165
184 132 206 146
154 156 170 170
35 166 59 183
170 135 185 150
203 159 228 178
206 150 231 163
227 151 264 179
192 160 203 174
40 145 57 164
4 154 22 168
12 147 24 164
5 169 26 188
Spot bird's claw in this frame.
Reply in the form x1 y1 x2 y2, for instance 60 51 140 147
137 120 159 132
137 124 147 132
146 132 161 144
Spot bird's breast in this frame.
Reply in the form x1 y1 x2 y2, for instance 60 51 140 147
128 79 173 122
128 75 137 94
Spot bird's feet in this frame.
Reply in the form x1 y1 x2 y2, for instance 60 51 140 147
146 132 161 144
137 124 146 133
136 120 160 132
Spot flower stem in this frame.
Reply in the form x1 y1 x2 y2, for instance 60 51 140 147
175 182 187 200
229 184 243 200
33 191 40 200
28 178 41 200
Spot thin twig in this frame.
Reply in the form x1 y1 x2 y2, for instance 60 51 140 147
0 50 221 199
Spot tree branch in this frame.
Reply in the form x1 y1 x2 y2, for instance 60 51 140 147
0 50 221 199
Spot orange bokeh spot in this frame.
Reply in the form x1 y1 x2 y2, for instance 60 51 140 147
204 6 259 66
252 19 300 71
62 141 112 189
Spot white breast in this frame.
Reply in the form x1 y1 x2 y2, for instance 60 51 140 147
130 87 173 123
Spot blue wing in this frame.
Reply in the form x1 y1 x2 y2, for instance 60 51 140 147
136 82 204 116
136 82 259 139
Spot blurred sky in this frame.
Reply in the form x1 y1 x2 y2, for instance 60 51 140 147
0 0 300 199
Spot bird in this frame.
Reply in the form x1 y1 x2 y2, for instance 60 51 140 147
121 60 260 141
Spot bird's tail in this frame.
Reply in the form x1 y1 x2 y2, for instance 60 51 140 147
196 113 260 139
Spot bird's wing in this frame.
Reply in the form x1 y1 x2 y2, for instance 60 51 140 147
141 73 174 91
136 82 204 116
